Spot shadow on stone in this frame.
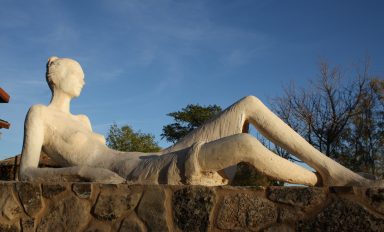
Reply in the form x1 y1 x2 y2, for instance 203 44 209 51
297 196 384 232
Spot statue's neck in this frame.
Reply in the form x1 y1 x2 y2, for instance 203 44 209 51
49 91 71 113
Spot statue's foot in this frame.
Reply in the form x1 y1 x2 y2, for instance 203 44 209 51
186 171 228 186
97 175 126 184
85 168 127 184
357 172 378 180
368 179 384 187
316 167 376 187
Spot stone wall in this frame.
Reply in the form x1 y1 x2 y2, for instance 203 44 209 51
0 182 383 231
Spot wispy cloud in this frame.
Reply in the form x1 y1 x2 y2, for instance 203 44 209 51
103 0 273 71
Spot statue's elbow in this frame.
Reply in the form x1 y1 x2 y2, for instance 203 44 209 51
19 172 30 181
19 166 34 181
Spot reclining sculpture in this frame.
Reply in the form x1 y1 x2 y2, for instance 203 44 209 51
19 57 381 186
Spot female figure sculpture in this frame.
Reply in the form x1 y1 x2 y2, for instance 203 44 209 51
19 57 378 186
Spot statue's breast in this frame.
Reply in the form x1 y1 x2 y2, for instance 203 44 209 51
41 110 108 167
66 131 89 147
44 124 96 166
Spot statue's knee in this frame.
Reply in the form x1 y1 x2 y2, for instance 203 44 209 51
19 171 31 181
231 134 260 161
233 133 259 149
240 95 262 106
235 132 252 140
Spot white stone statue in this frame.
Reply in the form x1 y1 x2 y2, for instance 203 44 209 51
19 56 381 186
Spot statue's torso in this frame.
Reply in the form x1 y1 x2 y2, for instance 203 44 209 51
24 105 228 185
40 106 109 167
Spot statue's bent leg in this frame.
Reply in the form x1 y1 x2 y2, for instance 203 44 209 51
164 97 250 152
170 95 371 186
195 134 319 186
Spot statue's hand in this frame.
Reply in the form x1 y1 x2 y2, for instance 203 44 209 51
79 167 126 184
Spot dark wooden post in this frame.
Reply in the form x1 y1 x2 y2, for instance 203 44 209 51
0 87 10 129
0 87 14 179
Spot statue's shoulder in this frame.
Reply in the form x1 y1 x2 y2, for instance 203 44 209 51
26 104 48 117
76 114 90 122
76 113 89 119
28 104 47 112
76 114 92 129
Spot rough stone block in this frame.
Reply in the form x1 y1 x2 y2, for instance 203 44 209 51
21 218 35 232
15 182 42 217
297 196 384 231
137 186 168 232
173 186 215 232
37 195 91 232
42 183 67 198
267 187 327 207
264 223 295 232
72 183 92 199
93 185 142 221
84 219 112 232
329 186 354 193
0 223 20 232
267 187 328 222
216 193 277 231
0 184 22 221
119 213 147 232
363 188 384 214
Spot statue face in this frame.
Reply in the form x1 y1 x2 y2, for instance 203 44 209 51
58 61 85 98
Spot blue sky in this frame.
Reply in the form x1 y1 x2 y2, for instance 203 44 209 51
0 0 383 159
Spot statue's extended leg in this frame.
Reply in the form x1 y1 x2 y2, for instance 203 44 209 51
238 96 369 186
196 134 319 186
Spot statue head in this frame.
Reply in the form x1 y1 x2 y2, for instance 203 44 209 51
46 56 85 98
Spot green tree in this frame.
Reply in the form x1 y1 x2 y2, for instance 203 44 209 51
161 104 222 143
106 123 161 152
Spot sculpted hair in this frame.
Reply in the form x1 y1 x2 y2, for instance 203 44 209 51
46 56 60 93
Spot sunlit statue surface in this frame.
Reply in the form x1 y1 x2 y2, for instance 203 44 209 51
19 57 381 186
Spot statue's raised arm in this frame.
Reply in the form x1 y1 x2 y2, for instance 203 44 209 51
20 56 381 187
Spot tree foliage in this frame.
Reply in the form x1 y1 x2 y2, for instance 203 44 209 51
161 104 222 143
106 123 161 152
272 59 384 176
342 78 384 175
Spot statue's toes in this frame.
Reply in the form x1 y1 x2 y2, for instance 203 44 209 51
107 175 126 184
370 179 384 187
